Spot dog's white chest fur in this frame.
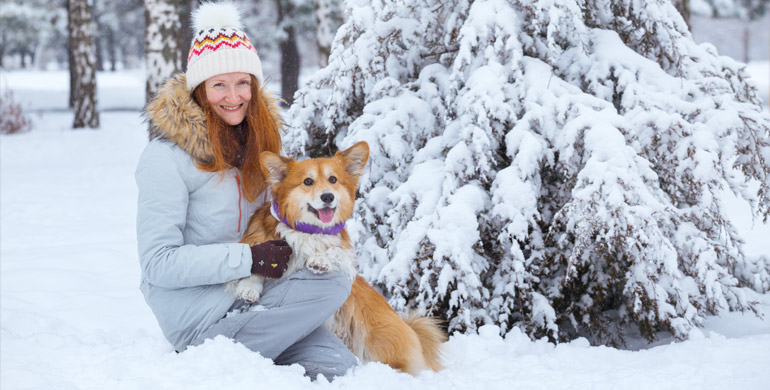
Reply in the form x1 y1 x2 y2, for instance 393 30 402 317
229 224 357 303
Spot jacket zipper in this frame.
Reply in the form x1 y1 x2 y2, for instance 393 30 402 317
235 175 242 233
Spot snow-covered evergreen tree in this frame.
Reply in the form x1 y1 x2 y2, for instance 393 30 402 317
285 0 770 344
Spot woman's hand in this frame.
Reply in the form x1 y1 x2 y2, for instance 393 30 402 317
250 240 292 278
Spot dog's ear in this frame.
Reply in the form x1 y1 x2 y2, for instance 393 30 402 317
336 141 370 178
260 152 292 185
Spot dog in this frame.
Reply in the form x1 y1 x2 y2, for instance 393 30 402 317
228 141 446 375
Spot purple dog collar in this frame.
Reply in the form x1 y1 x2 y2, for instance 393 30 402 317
271 200 346 235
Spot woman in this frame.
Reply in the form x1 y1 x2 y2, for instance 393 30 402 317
135 2 356 380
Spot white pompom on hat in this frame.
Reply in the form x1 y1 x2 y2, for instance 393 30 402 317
185 2 264 91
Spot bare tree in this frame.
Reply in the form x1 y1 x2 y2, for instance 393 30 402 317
68 0 99 128
144 0 184 103
177 0 202 73
67 0 76 108
276 0 300 106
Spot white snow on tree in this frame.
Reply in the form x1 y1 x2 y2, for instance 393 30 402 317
284 0 770 345
69 0 99 128
144 0 184 103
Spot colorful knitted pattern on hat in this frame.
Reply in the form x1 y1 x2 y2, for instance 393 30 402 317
188 28 256 63
185 2 264 90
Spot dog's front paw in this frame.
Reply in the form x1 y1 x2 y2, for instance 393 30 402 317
230 277 264 303
307 256 333 274
308 263 329 273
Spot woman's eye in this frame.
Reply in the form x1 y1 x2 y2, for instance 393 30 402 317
304 178 314 186
329 176 337 184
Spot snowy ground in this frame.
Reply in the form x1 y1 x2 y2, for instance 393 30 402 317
2 66 770 389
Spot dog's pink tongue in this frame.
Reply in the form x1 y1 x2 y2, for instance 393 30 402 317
318 207 334 224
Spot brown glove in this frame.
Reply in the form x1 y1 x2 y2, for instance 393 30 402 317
250 240 292 278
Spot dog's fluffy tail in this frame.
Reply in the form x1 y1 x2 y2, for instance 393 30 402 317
402 312 447 371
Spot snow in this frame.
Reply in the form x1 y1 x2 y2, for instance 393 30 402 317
1 69 146 111
2 68 770 389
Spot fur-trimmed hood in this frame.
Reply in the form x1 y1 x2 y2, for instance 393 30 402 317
144 74 282 163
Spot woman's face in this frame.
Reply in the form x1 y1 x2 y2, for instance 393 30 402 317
203 72 253 126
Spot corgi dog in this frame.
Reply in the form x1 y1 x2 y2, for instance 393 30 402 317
228 141 446 375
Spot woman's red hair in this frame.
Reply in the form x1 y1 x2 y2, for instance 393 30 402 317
193 75 282 202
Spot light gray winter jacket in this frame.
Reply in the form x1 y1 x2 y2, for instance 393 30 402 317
136 74 282 351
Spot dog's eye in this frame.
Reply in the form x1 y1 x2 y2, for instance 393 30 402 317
304 178 314 186
329 176 337 184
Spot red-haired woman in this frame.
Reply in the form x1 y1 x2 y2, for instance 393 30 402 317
135 2 355 380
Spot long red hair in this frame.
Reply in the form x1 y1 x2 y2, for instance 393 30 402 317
193 75 282 202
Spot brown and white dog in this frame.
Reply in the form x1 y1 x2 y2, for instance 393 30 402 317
229 141 446 375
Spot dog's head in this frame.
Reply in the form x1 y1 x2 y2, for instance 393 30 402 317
260 141 369 230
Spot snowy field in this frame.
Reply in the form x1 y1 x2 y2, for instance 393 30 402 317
2 66 770 389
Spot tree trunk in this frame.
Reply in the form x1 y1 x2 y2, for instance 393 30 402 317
277 0 300 106
68 0 100 129
280 26 300 105
106 25 117 71
742 25 750 63
0 31 5 68
178 0 199 73
93 0 103 72
144 0 184 103
67 0 76 109
95 32 104 71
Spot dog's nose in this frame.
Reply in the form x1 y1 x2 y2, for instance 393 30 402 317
320 193 335 204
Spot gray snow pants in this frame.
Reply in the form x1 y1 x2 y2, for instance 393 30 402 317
191 269 357 380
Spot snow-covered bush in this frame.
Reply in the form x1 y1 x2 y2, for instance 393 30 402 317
284 0 770 345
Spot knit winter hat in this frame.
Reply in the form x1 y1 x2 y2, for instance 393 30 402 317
185 2 264 91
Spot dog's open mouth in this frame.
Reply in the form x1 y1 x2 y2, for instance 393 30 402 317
308 205 335 224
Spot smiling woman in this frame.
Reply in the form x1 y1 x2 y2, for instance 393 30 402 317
135 1 357 382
